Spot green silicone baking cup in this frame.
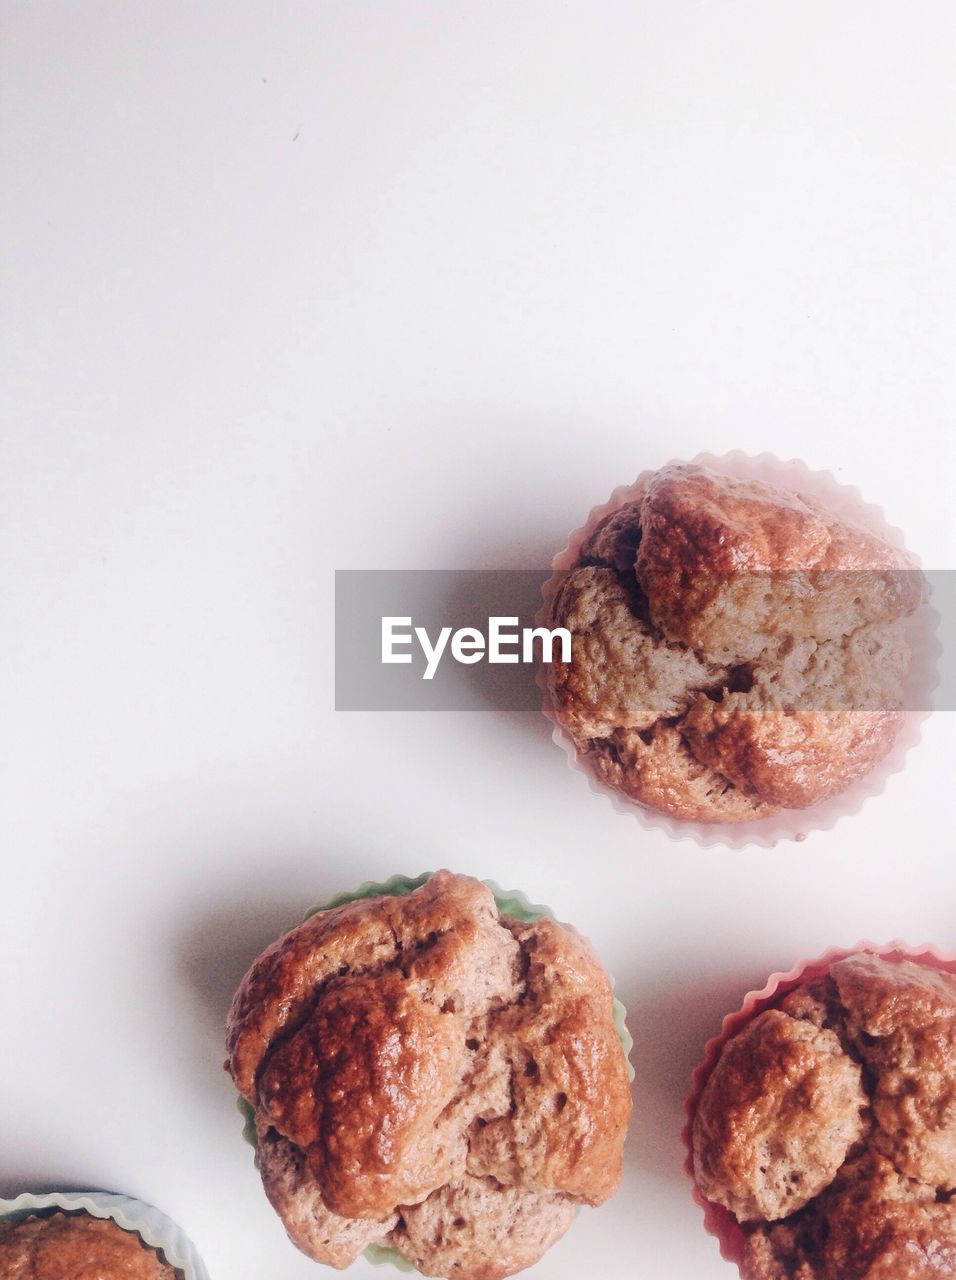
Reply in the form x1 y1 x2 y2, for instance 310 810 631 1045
236 873 634 1273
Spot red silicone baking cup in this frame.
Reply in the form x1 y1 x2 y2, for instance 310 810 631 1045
537 451 941 849
681 941 956 1272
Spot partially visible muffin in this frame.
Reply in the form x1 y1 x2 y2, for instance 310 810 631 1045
226 871 632 1279
0 1212 184 1280
547 464 921 823
691 954 956 1279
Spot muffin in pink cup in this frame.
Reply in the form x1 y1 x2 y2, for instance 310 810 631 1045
683 943 956 1278
539 452 937 848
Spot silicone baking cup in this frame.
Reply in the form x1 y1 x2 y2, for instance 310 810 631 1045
538 450 940 848
0 1190 210 1280
681 941 956 1272
235 872 634 1273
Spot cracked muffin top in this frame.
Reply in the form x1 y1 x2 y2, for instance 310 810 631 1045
225 871 632 1280
547 464 921 823
691 954 956 1279
0 1212 184 1280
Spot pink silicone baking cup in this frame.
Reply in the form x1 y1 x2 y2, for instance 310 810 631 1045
681 941 956 1272
537 450 941 848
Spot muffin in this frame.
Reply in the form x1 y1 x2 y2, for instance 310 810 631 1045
225 870 633 1278
0 1211 184 1279
545 461 924 825
690 952 956 1278
0 1192 209 1280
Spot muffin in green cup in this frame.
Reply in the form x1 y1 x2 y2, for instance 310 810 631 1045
227 870 633 1279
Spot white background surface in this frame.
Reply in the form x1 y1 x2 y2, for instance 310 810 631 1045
2 3 955 1278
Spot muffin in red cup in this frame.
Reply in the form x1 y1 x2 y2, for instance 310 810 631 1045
684 944 956 1278
541 453 936 847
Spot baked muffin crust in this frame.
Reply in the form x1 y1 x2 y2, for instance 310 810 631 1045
226 871 632 1278
0 1212 183 1280
693 1009 867 1222
635 466 919 663
745 1153 956 1280
548 465 921 822
693 955 956 1279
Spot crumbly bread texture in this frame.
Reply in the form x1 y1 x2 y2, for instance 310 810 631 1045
744 1152 956 1280
0 1212 183 1280
692 1009 867 1222
548 464 920 822
692 955 956 1279
226 871 632 1279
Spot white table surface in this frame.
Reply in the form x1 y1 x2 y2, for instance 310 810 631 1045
2 4 954 1278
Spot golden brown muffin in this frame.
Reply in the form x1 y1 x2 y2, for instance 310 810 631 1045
548 464 921 823
692 954 956 1279
0 1212 183 1280
745 1152 956 1280
692 1010 867 1222
225 871 632 1279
